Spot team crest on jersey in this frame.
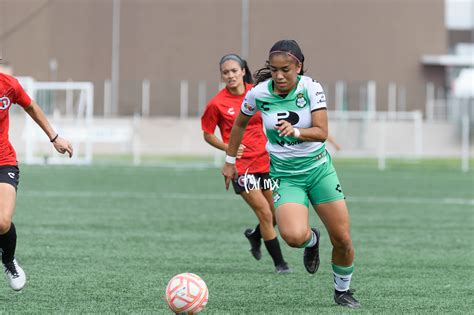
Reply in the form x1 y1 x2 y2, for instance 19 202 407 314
244 103 254 112
237 174 256 187
0 96 11 110
295 93 307 108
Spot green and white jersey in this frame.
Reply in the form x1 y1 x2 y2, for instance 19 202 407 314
241 75 327 176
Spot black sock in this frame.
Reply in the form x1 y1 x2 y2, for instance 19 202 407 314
0 223 16 264
264 237 285 266
250 224 261 240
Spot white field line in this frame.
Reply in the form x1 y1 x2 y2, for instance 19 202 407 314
20 191 474 206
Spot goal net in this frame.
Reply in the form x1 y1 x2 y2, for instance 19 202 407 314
17 77 141 165
17 77 95 165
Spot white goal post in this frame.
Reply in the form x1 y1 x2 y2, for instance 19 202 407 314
17 77 140 165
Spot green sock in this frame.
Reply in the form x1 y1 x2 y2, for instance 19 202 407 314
332 263 354 292
299 229 317 248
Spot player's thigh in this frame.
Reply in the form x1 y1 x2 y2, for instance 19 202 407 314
272 177 310 239
313 199 351 246
273 177 309 209
261 188 276 215
0 183 17 225
0 166 19 223
307 161 344 205
240 189 273 221
258 173 277 213
276 202 309 246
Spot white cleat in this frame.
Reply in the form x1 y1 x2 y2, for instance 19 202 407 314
4 259 26 291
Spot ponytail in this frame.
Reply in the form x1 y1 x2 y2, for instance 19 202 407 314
253 61 272 85
242 59 253 84
219 54 253 84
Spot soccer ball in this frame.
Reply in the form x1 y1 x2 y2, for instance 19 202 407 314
165 273 208 314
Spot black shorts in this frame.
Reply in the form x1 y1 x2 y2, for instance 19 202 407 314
232 172 273 195
0 165 20 190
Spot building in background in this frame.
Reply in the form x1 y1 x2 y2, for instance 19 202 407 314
0 0 455 117
422 0 474 98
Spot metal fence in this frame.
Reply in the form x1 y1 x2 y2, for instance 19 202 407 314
99 79 472 123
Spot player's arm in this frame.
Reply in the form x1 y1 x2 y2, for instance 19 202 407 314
222 89 256 190
327 134 342 151
203 132 246 158
222 112 251 190
276 109 328 142
226 112 250 157
303 109 328 141
23 100 74 157
203 132 227 151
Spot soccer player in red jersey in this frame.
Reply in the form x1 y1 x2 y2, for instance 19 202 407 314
0 70 73 291
201 54 291 273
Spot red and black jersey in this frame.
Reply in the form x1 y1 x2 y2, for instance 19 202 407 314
201 83 269 175
0 73 32 166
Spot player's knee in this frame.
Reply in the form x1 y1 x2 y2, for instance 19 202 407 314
257 210 273 226
253 205 273 225
332 234 353 253
0 217 12 234
281 230 307 248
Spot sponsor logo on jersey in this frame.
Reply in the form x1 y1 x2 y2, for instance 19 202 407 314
315 90 326 105
277 111 299 125
261 102 270 111
276 139 304 147
0 96 11 110
296 93 307 108
227 107 235 115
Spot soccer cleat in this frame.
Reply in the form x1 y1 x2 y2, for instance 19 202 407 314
334 289 361 308
275 262 293 274
244 228 262 260
4 259 26 291
303 227 320 274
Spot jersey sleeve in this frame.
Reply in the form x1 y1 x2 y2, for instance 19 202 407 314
240 88 258 116
12 78 32 108
308 80 327 112
201 101 220 134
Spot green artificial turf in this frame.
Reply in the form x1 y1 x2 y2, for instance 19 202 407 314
0 161 471 314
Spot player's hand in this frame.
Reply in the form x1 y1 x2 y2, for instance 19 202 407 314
236 144 246 159
275 120 296 137
53 137 74 158
222 162 238 190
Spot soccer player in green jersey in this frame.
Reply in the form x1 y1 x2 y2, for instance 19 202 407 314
222 40 360 308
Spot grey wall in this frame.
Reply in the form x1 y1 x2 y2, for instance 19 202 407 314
1 0 447 116
9 116 471 159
